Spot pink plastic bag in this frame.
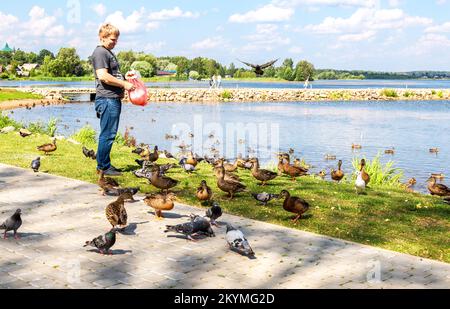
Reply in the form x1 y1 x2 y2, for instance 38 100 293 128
127 77 148 106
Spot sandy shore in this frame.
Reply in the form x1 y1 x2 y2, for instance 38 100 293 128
0 98 69 111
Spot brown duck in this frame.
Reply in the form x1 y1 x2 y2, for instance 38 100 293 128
331 160 345 182
186 151 198 167
222 159 239 172
360 159 370 185
37 138 57 155
249 158 277 186
149 167 178 193
216 166 246 200
196 180 213 203
147 145 159 162
213 160 241 183
105 192 133 229
144 192 176 219
280 190 310 223
427 177 450 196
280 157 307 181
98 170 120 194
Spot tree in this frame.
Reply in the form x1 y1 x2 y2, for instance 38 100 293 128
117 50 137 74
263 66 276 78
294 60 315 81
45 48 83 77
12 50 28 65
282 58 293 70
189 70 200 80
175 57 189 78
37 49 54 65
282 67 295 81
130 61 154 77
190 57 206 77
226 62 236 77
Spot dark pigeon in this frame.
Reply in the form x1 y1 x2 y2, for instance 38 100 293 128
164 215 215 241
225 224 254 256
1 209 22 239
205 201 222 226
83 229 117 255
31 157 40 172
251 192 280 206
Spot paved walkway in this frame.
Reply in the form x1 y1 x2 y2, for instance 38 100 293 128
0 163 449 289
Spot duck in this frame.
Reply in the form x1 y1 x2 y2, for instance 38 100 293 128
360 159 370 185
431 173 445 180
384 148 395 155
331 160 345 182
288 148 295 155
37 138 57 155
355 171 366 194
147 145 159 162
98 170 120 194
352 143 362 150
216 165 246 200
429 148 439 153
280 157 307 181
427 176 450 196
149 166 179 193
407 177 417 187
251 192 279 206
163 150 175 159
279 190 310 223
213 160 241 183
143 192 176 219
222 159 239 173
324 154 337 160
105 192 133 229
317 170 326 179
294 158 310 170
249 158 278 186
186 151 198 167
196 180 213 204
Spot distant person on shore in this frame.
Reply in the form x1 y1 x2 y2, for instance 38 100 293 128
303 75 310 89
91 23 135 176
217 75 222 88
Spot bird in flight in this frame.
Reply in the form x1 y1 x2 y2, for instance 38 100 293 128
238 59 278 76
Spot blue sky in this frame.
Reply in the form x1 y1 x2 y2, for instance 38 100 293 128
1 0 450 71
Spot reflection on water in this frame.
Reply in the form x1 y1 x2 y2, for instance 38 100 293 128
7 100 450 194
2 79 450 89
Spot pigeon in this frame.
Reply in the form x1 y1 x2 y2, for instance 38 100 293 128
225 224 254 256
83 229 117 255
19 128 32 138
31 157 41 172
0 209 22 239
104 187 139 201
205 201 222 227
82 146 96 160
164 215 215 241
251 192 280 206
179 158 196 173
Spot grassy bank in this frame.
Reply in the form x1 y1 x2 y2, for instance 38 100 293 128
0 126 448 263
0 89 44 102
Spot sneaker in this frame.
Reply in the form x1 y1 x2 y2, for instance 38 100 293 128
101 167 122 176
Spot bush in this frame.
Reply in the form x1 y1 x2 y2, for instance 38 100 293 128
0 113 21 129
431 90 436 95
27 121 47 134
437 90 444 99
130 61 154 78
352 154 404 187
189 70 200 80
0 72 9 80
220 90 233 100
46 117 59 137
380 89 398 98
71 125 97 145
403 91 414 98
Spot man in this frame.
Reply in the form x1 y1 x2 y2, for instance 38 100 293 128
91 23 135 176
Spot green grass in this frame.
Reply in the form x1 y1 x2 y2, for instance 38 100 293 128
0 129 449 263
0 89 44 102
380 89 398 98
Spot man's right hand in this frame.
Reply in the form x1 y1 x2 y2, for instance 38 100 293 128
123 81 136 91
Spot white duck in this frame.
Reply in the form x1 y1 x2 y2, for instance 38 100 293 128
355 171 366 194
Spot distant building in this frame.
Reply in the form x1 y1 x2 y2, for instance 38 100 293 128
156 70 177 76
1 43 13 53
17 63 39 77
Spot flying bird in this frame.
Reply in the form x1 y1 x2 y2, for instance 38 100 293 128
238 59 278 76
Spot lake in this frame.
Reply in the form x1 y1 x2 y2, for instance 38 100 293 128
6 100 450 194
2 79 450 89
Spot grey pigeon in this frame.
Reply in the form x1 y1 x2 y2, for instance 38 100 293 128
205 201 222 227
225 224 254 256
179 158 195 173
0 209 22 239
31 157 40 172
165 215 215 241
83 229 116 255
251 192 280 206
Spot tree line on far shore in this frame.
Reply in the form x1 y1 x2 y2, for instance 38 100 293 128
1 47 449 81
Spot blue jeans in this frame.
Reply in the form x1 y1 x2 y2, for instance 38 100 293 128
95 97 121 171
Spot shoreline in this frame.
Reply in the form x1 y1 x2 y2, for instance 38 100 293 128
1 87 449 110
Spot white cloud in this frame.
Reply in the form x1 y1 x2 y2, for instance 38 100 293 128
388 0 401 7
144 41 166 52
92 3 106 17
104 8 145 34
436 0 447 4
21 6 66 38
273 0 379 8
240 23 291 52
191 36 227 50
229 4 294 23
404 33 450 56
338 30 376 42
148 7 199 21
0 12 19 32
425 22 450 33
146 21 160 31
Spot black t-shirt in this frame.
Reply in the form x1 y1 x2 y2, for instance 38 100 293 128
91 46 124 98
